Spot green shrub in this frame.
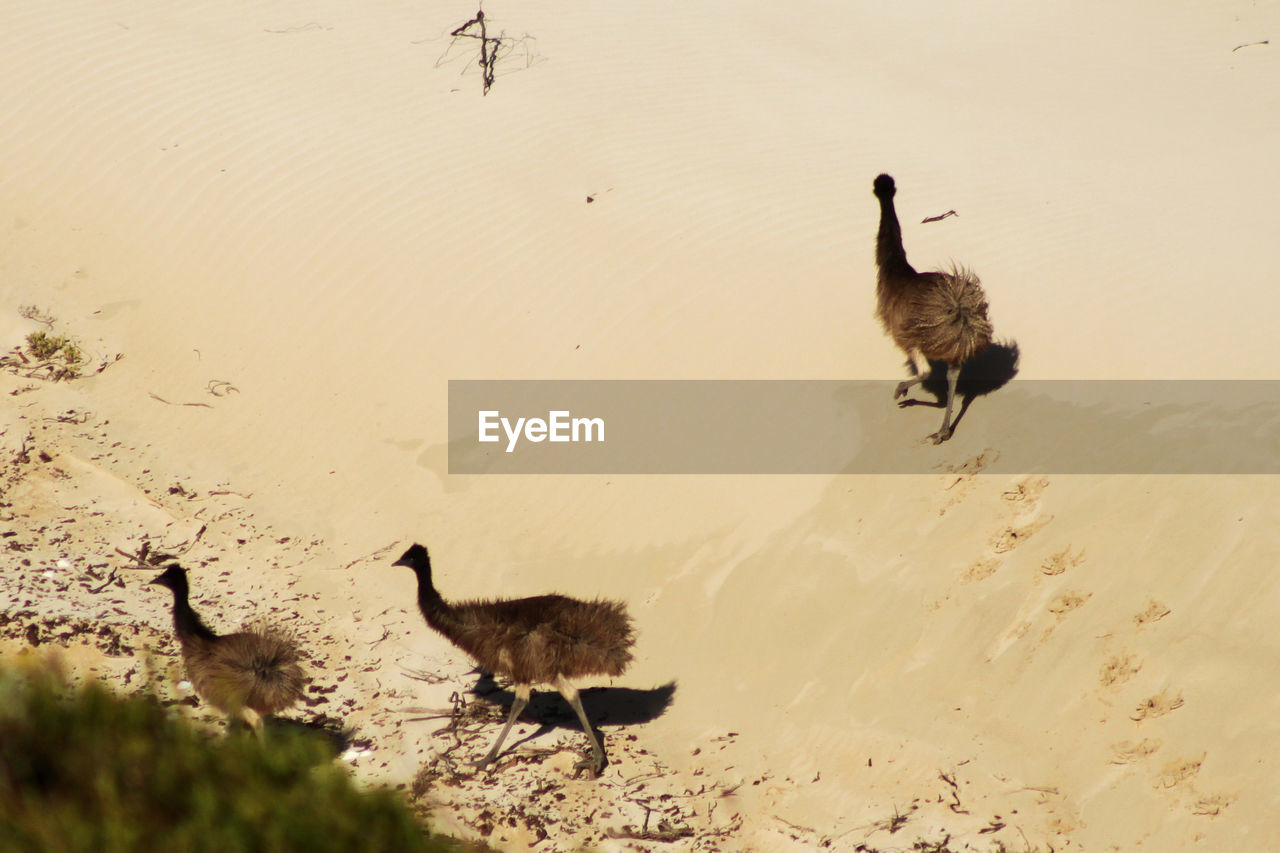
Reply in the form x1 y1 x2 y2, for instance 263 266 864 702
0 664 464 853
25 331 75 362
22 331 84 379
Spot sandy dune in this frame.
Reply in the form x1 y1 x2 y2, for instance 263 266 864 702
3 1 1279 850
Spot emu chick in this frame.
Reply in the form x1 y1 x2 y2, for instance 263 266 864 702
151 564 307 731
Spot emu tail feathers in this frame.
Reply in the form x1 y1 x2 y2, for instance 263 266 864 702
224 622 309 715
908 265 993 365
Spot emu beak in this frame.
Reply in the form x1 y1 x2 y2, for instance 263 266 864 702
392 557 410 568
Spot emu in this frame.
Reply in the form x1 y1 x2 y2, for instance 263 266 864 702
393 543 634 778
873 173 993 443
150 564 307 734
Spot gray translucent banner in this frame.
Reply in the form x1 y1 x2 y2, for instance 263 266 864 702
447 381 1280 474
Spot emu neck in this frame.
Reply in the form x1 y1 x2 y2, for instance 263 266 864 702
876 195 917 280
412 570 456 634
167 587 218 644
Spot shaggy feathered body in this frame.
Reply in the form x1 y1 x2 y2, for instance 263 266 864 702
872 173 994 442
422 594 634 686
151 565 307 725
875 264 992 367
394 543 634 776
873 174 993 365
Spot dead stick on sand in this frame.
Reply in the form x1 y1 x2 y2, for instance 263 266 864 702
939 770 970 814
399 666 450 686
773 815 818 835
1232 39 1268 51
922 210 958 223
149 392 213 408
87 569 121 594
335 543 400 571
449 9 500 94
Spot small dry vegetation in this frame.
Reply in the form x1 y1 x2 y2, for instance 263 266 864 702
2 308 120 381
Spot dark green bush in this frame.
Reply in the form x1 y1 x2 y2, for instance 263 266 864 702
0 664 462 853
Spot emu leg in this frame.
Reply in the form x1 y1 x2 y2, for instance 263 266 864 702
555 676 607 778
475 683 530 769
240 707 264 738
894 375 923 399
931 364 961 444
896 350 932 400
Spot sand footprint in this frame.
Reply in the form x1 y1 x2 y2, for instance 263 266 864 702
1109 738 1162 764
960 557 1001 584
1001 474 1049 505
1141 752 1238 817
1191 792 1236 816
1038 590 1091 641
1047 590 1090 616
989 475 1053 552
937 450 998 516
1152 756 1238 818
1131 688 1184 722
1153 754 1204 790
1041 545 1085 576
991 515 1053 554
1153 755 1236 817
1133 600 1172 628
1099 651 1142 687
942 449 998 481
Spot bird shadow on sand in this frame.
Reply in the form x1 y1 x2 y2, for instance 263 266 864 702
469 671 677 751
897 339 1021 437
264 713 362 757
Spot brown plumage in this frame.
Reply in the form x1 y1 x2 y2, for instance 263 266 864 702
393 543 634 777
150 564 307 733
873 173 994 443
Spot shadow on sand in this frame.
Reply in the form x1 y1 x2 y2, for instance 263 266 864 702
469 671 677 753
265 713 362 757
898 339 1021 438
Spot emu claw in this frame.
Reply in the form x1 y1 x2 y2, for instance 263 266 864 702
893 381 913 400
572 755 605 780
929 427 952 445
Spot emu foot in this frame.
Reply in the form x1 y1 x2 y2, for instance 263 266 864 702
894 380 914 399
572 751 607 780
929 426 953 444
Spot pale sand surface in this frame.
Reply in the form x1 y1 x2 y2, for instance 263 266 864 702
3 1 1280 850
